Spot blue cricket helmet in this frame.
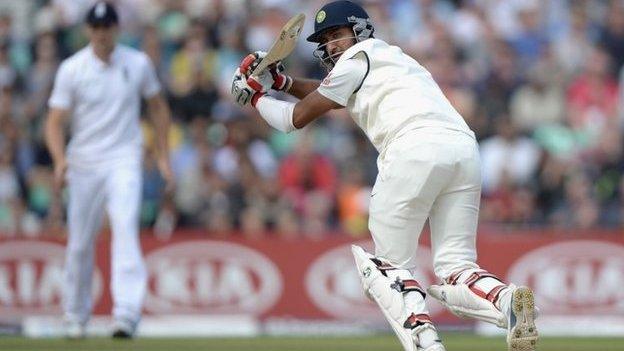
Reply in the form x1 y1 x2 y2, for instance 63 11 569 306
306 0 374 43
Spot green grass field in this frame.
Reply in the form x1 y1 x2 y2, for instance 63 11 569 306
1 334 622 351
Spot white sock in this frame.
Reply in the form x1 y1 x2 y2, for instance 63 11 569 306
496 286 513 313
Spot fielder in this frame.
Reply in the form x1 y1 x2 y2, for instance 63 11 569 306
231 1 538 350
45 2 173 338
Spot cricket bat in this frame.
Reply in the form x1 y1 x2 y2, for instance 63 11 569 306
249 13 305 78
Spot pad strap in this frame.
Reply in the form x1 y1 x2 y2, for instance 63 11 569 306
479 284 507 305
391 277 426 299
370 258 396 276
446 268 472 285
447 269 507 305
370 258 426 299
403 313 432 329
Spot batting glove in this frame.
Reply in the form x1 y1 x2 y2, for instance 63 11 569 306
239 51 293 92
270 63 293 92
231 68 264 107
246 69 274 93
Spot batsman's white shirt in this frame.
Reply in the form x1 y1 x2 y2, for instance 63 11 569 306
49 44 161 168
318 38 481 279
317 38 473 153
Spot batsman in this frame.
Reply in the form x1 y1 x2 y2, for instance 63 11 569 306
231 1 538 350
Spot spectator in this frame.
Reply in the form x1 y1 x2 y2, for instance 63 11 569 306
0 138 20 235
480 117 541 194
566 46 619 146
599 1 624 77
0 39 16 115
477 39 522 127
554 5 594 78
511 2 549 70
278 132 336 234
169 25 216 98
337 163 370 237
509 60 565 133
550 172 600 229
23 33 59 122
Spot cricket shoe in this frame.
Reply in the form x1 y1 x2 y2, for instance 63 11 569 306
64 320 86 339
112 318 135 339
505 286 538 351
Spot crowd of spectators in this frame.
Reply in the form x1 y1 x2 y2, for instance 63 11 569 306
0 0 622 238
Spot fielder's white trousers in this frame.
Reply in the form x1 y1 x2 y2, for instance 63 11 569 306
369 127 481 280
63 160 145 326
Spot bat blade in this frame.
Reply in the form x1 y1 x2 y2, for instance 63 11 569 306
250 13 305 78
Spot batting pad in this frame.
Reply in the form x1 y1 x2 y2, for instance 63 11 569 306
351 245 417 351
427 283 508 328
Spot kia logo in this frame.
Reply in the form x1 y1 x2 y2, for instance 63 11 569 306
305 241 441 320
144 241 282 315
0 240 102 316
507 240 624 314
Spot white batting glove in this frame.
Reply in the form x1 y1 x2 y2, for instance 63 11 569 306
239 51 292 92
269 60 293 91
239 51 268 77
231 68 264 107
246 69 274 93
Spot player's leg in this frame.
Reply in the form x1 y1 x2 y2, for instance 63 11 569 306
359 136 455 351
428 184 509 326
353 245 441 351
426 134 538 351
105 161 145 337
64 168 107 337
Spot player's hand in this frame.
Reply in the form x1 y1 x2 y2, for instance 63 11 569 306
53 159 67 192
231 68 264 107
239 51 292 92
270 63 293 92
246 69 275 93
239 51 267 77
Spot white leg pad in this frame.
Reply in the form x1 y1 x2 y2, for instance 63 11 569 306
352 245 416 351
427 283 508 328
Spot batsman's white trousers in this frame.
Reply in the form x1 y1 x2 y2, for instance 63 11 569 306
369 127 481 280
63 160 145 325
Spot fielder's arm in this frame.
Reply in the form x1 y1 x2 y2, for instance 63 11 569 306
146 93 174 192
45 107 70 189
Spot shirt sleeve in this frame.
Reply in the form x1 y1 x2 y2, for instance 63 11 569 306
48 61 73 110
316 53 368 106
140 54 161 98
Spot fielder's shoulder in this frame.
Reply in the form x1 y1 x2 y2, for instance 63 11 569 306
116 44 150 62
61 46 90 66
56 47 89 78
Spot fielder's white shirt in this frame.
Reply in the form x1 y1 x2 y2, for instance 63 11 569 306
48 44 161 168
317 38 473 152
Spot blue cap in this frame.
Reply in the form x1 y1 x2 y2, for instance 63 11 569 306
86 1 119 27
307 0 370 43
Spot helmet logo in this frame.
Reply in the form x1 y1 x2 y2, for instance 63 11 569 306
316 10 326 23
